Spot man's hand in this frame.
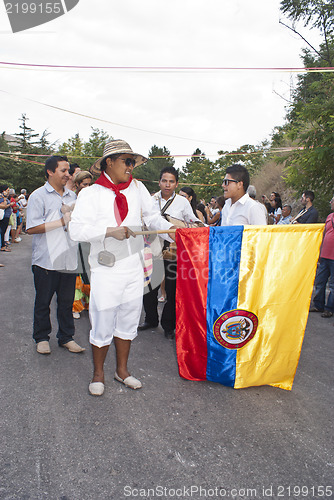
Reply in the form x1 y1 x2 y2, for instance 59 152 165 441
105 226 136 240
169 225 177 241
61 204 73 215
62 211 72 225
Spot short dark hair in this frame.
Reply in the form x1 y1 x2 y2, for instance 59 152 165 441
0 184 9 193
216 195 225 209
45 155 68 178
69 163 80 176
303 190 315 202
100 154 121 172
159 166 179 182
225 164 250 192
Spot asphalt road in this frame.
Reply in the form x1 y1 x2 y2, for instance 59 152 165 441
0 235 333 500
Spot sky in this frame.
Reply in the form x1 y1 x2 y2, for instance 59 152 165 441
0 0 322 169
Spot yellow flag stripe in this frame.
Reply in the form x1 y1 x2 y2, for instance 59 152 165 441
235 224 324 390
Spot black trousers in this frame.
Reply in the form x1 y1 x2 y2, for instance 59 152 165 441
32 265 76 344
143 259 177 332
0 217 10 248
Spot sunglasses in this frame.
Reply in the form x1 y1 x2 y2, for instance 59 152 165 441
122 158 136 167
222 178 239 186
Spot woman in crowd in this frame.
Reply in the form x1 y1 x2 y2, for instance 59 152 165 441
196 202 208 224
269 196 282 224
179 186 205 223
0 185 14 252
72 171 93 319
205 195 225 225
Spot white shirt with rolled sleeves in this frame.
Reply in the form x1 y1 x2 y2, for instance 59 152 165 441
153 191 201 224
221 193 267 226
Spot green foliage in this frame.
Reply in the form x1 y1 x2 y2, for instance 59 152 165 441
280 0 334 65
0 133 15 187
83 128 111 165
283 72 334 217
59 128 112 171
280 0 334 35
180 149 222 201
275 2 334 217
13 113 39 153
0 116 53 193
59 132 84 166
217 143 269 178
133 145 175 193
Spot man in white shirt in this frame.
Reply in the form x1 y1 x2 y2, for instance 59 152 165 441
247 185 268 223
138 166 200 339
69 140 174 396
221 165 267 226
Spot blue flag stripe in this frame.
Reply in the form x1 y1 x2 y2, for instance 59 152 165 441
206 226 244 386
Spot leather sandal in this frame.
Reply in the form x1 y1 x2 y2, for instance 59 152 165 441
321 311 333 318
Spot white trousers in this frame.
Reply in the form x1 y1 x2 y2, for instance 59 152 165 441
89 260 144 347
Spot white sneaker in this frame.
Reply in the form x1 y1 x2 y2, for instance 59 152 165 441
73 312 80 319
14 237 22 242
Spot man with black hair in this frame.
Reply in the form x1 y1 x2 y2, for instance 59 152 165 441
138 165 200 339
26 155 84 355
292 190 318 224
221 164 267 226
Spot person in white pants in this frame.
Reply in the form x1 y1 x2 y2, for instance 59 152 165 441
69 140 174 396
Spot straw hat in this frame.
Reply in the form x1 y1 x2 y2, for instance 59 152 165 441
90 140 147 176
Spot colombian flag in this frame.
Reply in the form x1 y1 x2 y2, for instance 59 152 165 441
175 224 324 391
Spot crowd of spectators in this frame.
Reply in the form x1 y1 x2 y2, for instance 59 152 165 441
0 185 28 258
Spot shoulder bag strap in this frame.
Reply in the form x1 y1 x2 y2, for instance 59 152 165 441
159 193 176 216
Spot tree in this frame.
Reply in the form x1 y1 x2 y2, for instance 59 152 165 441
13 113 39 153
273 2 334 217
59 132 84 167
133 145 175 193
180 149 221 201
4 116 53 193
280 0 334 64
217 143 269 178
283 71 334 216
0 133 15 186
83 127 111 170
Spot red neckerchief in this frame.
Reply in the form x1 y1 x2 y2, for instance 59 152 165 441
95 172 132 226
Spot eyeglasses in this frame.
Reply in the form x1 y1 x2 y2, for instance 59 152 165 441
222 178 239 186
122 158 136 167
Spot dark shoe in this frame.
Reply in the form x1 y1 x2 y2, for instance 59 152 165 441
321 311 333 318
309 307 323 313
164 330 175 339
137 322 158 331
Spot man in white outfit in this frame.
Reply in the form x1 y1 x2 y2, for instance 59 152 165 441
221 164 267 226
69 140 174 396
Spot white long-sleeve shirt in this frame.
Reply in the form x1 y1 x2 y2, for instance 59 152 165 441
221 193 267 226
69 179 172 272
152 191 201 224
